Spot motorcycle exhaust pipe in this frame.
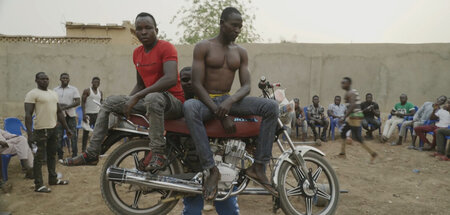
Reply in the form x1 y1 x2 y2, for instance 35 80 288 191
106 166 204 194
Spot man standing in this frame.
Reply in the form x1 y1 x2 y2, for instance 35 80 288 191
65 12 184 167
414 101 450 151
184 7 279 200
307 95 329 142
0 129 34 179
25 72 71 193
360 93 381 139
54 73 80 159
380 94 415 143
393 96 447 147
81 77 103 153
339 77 377 162
180 67 240 215
293 98 307 141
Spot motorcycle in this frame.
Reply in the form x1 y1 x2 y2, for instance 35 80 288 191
99 77 340 215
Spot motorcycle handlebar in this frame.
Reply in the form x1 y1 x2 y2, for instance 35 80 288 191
258 76 281 90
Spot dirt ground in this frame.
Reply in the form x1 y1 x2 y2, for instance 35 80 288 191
1 135 449 215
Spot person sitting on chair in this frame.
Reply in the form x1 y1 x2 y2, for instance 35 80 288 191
307 95 329 142
293 98 307 141
393 96 447 147
414 100 450 151
0 129 34 179
360 93 381 139
380 94 415 143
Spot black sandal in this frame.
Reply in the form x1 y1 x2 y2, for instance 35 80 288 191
35 186 51 193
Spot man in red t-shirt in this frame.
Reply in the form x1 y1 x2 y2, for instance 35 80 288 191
65 12 184 167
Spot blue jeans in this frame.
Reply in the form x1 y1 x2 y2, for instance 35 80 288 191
183 96 279 169
182 195 239 215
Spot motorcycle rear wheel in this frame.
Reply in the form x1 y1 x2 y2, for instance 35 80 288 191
100 139 182 215
277 152 339 215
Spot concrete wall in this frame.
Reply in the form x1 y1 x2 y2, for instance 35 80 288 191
1 42 449 118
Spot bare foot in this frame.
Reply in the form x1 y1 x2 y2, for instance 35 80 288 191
203 166 220 201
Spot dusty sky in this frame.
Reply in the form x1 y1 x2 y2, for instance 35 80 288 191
1 0 449 43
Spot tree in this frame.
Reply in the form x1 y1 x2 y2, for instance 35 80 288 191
171 0 260 44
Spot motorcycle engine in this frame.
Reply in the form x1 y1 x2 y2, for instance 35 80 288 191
212 139 247 189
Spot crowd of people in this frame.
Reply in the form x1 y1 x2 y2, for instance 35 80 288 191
1 7 449 215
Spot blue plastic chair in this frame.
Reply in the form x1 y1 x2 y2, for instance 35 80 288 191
2 117 26 181
1 154 16 181
76 106 83 131
395 106 419 140
4 118 27 136
328 116 339 140
304 106 325 139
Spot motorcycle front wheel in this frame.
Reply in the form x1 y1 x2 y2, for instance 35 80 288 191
100 139 182 215
277 152 339 215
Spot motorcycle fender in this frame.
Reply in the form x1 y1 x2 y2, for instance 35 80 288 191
272 146 325 187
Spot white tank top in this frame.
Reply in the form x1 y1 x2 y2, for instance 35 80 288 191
85 87 101 114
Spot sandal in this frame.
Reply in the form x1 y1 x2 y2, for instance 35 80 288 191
35 186 51 193
50 179 69 185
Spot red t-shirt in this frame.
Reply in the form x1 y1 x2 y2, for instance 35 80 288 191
133 40 185 102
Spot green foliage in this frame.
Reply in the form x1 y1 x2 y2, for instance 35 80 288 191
171 0 260 44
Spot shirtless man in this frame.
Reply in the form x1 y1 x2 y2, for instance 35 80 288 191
339 77 377 162
183 7 279 200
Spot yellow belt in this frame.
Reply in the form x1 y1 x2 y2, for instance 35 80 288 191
195 93 230 99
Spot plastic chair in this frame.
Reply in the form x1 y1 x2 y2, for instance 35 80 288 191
4 118 27 136
1 154 16 181
76 106 83 131
328 116 340 140
304 106 324 139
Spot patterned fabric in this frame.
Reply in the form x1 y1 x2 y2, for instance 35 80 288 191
307 104 325 119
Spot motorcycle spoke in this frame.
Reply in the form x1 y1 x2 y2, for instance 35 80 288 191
312 167 322 182
305 197 313 215
131 190 142 209
132 152 140 169
286 186 303 196
293 166 306 181
316 187 331 200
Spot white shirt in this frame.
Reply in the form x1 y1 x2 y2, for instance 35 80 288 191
435 109 450 128
54 85 80 117
328 103 347 117
85 87 101 114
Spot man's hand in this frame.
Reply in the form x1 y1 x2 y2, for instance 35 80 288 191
59 104 68 110
123 95 140 118
27 133 34 147
215 99 233 119
66 130 73 138
0 141 8 148
433 103 440 110
83 114 89 123
220 117 236 134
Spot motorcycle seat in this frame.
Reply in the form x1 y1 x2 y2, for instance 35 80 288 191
128 114 262 138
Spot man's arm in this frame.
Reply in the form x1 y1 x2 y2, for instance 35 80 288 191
129 70 146 96
373 103 380 118
124 61 178 117
100 90 104 103
404 105 416 117
343 92 356 119
216 47 251 118
192 42 219 113
327 105 337 118
81 88 89 122
57 104 72 136
24 103 35 146
430 104 440 120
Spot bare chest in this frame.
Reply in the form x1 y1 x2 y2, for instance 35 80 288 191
205 47 241 71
